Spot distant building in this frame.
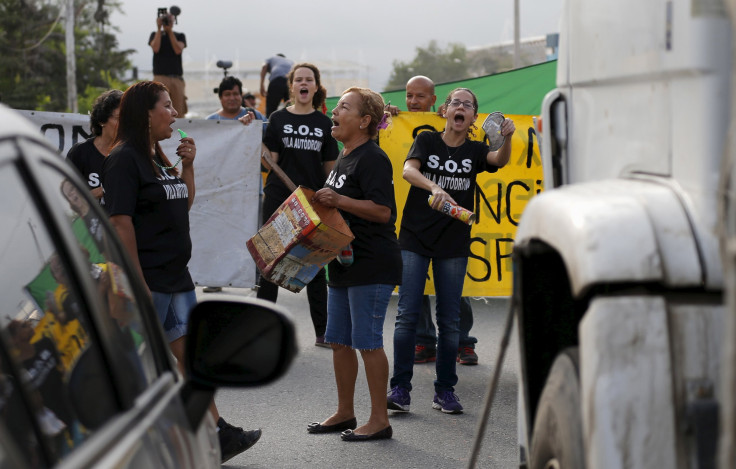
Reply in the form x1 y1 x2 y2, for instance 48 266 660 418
546 33 560 61
467 35 557 76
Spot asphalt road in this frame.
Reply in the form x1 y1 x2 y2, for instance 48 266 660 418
201 287 519 469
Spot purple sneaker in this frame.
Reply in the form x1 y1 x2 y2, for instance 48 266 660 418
315 335 331 348
387 386 410 412
432 391 463 414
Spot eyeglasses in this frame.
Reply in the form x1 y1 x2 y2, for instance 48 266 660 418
447 100 475 110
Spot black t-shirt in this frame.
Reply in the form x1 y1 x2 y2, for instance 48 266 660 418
324 140 402 287
66 138 104 191
102 142 194 292
400 131 498 258
263 109 338 203
149 31 186 76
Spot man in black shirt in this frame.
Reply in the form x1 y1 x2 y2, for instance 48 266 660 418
149 9 187 115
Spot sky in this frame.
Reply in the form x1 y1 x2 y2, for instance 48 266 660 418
110 0 563 91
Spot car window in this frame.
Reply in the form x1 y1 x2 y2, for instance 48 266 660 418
0 159 156 466
0 343 41 468
50 171 159 387
0 162 109 464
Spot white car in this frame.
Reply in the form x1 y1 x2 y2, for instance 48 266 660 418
0 103 296 468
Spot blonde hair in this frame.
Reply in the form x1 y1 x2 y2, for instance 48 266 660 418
342 87 389 138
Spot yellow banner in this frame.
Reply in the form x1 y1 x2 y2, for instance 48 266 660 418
379 112 543 296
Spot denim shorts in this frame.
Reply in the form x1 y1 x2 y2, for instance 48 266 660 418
325 284 394 350
151 290 196 343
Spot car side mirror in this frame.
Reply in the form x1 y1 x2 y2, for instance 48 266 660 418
182 297 297 429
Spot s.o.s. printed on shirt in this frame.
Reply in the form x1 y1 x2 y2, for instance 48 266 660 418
426 154 473 175
158 170 189 200
423 153 473 191
325 169 346 189
281 124 325 152
87 172 101 188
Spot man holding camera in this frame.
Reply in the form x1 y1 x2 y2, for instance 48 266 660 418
149 7 187 115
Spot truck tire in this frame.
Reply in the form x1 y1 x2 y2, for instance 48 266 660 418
529 347 585 469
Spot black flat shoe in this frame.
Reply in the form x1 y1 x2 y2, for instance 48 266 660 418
340 426 393 441
307 417 357 434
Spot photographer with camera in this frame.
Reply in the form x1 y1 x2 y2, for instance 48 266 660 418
149 6 188 115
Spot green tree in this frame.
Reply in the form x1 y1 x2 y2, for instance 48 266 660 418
386 41 470 90
467 49 514 77
386 40 544 91
0 0 133 112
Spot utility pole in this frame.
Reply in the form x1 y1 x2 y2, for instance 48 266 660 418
514 0 520 69
65 0 77 113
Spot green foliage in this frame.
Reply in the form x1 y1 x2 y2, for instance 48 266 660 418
386 41 470 90
386 40 539 91
0 0 132 112
77 73 128 115
468 49 514 77
0 0 63 109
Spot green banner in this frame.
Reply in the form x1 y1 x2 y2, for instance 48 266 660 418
325 60 557 116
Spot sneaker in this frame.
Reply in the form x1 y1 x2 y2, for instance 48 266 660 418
203 286 222 293
457 346 478 365
217 417 262 463
387 386 411 412
432 391 464 414
414 345 437 363
315 335 331 348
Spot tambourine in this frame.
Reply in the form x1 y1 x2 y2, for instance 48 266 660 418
482 111 506 151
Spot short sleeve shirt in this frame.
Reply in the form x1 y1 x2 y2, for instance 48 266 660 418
149 31 186 76
102 142 193 292
265 56 294 79
66 138 104 192
324 140 402 287
399 131 498 258
263 109 338 202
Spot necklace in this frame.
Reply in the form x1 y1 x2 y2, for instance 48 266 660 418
442 131 464 158
153 155 182 170
445 141 464 159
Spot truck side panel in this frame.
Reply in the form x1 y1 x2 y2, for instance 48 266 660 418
580 296 678 468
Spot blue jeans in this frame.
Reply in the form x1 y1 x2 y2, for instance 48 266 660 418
151 290 197 343
325 284 394 350
391 250 467 393
416 296 477 348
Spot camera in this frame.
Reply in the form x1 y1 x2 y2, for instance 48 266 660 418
158 6 181 26
157 7 169 25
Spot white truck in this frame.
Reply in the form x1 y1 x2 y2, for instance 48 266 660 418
513 0 731 467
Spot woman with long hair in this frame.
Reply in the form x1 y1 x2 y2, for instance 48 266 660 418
101 81 261 463
258 63 339 347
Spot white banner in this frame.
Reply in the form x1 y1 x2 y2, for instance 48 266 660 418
19 110 261 288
